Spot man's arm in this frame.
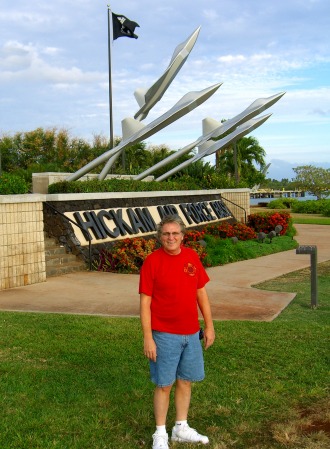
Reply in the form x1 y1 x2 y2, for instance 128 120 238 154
140 293 157 361
197 287 215 350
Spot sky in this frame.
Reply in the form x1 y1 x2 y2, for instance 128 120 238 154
1 0 329 180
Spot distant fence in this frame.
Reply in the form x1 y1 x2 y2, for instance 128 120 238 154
250 190 305 199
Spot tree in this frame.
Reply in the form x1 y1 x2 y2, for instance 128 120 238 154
2 127 269 188
217 136 266 186
293 165 330 199
108 143 175 176
262 178 296 190
109 142 150 175
149 145 173 165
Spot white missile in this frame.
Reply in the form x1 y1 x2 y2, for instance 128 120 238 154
155 113 272 181
134 27 201 121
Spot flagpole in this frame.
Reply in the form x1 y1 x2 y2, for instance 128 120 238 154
107 5 114 150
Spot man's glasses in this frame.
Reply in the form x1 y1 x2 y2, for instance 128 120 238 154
161 232 182 237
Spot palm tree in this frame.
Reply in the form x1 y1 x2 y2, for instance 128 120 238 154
119 142 151 174
217 136 266 184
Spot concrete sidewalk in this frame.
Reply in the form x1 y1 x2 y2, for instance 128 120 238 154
0 224 329 321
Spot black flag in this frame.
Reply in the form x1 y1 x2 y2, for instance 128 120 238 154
112 13 139 40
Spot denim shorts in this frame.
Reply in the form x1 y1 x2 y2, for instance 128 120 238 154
150 330 205 387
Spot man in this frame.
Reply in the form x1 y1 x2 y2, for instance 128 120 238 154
139 215 215 449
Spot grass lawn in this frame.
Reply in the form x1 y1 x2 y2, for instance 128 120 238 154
290 213 330 225
0 259 329 449
204 235 298 267
0 215 328 448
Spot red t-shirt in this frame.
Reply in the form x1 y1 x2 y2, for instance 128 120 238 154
139 246 210 334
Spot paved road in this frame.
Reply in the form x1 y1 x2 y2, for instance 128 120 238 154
0 224 328 321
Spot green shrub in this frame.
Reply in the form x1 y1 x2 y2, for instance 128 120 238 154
267 199 287 209
12 163 63 185
203 233 298 266
203 237 240 265
201 173 248 189
321 201 330 217
48 178 203 194
291 199 330 214
268 198 297 209
0 172 29 194
285 217 297 238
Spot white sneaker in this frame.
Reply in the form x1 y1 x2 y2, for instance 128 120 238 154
171 424 209 444
152 431 169 449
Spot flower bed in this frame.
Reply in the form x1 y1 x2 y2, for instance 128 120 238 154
93 212 291 273
247 211 290 235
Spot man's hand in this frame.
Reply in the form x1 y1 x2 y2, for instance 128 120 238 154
196 287 215 350
203 326 215 350
144 336 157 362
140 293 157 361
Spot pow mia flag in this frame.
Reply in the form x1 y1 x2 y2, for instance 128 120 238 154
112 13 139 40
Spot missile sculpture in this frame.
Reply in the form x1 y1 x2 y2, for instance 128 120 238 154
97 83 221 179
66 83 221 181
155 113 272 181
133 92 285 181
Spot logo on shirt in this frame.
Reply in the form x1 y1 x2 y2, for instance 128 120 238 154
184 262 197 276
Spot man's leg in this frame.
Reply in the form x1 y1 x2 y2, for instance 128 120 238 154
154 385 172 425
172 379 209 444
174 379 191 420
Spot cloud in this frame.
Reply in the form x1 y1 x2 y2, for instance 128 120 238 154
312 107 330 116
202 9 219 20
0 41 34 71
0 40 105 84
217 54 247 63
0 10 53 27
1 0 329 170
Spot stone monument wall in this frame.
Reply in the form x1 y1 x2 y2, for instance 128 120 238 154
0 188 250 291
